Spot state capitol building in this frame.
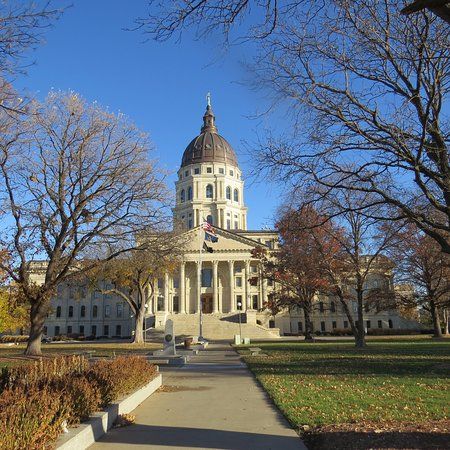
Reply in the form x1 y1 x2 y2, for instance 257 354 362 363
40 100 420 340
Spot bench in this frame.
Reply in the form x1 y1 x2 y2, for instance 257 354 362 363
249 347 262 356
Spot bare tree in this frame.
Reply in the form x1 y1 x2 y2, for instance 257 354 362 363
401 1 450 24
0 91 169 355
390 223 450 337
0 1 63 114
138 1 450 254
305 191 400 347
90 232 186 344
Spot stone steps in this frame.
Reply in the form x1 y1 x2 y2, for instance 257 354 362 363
162 313 280 340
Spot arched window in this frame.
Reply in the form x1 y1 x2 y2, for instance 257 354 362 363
56 306 61 318
180 189 185 203
80 305 86 317
68 305 74 318
206 184 213 198
234 188 239 202
330 301 336 313
92 305 98 318
206 215 213 225
226 186 231 200
187 186 192 200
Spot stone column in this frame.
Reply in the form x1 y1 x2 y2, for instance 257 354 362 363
213 260 219 313
196 261 202 313
228 260 235 312
164 272 169 312
180 262 186 313
244 260 250 312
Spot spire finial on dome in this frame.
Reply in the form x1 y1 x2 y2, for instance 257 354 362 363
201 93 217 133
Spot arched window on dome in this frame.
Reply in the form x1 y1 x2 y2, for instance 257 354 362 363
234 188 239 202
206 215 213 225
206 184 213 199
226 186 231 200
187 186 192 200
180 189 185 203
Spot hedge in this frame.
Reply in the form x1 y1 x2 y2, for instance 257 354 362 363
0 355 157 450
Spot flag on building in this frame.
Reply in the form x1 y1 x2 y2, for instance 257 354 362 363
204 231 219 243
202 221 214 233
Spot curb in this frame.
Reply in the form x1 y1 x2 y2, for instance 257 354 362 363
56 373 162 450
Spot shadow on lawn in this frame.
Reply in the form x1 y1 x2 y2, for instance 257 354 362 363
304 429 449 450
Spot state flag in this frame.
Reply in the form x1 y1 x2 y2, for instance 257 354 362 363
204 231 219 243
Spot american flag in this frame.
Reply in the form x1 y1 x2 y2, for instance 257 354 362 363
202 221 214 233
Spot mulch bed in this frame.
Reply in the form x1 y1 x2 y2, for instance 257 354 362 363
303 420 450 450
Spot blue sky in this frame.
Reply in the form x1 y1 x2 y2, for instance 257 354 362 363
14 0 285 230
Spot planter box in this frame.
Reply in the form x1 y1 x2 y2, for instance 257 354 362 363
56 373 162 450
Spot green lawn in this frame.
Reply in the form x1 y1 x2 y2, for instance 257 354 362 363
0 341 162 368
239 339 449 448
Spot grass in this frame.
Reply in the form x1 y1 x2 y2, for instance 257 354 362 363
0 341 162 368
239 338 449 448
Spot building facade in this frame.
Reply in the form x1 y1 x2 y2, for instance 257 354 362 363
41 100 421 339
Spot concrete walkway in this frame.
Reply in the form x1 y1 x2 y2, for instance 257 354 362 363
90 344 306 450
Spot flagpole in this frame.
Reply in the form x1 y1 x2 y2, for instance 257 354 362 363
199 223 203 341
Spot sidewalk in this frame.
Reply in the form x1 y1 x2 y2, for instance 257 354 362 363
89 344 306 450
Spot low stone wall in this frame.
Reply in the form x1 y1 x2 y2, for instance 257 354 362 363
56 373 162 450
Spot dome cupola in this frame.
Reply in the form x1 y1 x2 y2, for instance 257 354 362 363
181 95 238 168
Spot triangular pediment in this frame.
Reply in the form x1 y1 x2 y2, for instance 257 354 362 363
181 226 267 255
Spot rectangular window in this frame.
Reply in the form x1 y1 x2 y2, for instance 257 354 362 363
320 321 326 332
173 276 180 289
157 278 164 289
157 296 164 311
67 325 72 335
235 276 242 288
103 325 109 336
236 295 243 310
366 320 371 329
226 219 231 229
332 321 337 329
235 265 242 273
344 320 349 328
298 321 303 332
252 294 258 309
115 325 122 336
234 221 238 229
91 325 97 336
207 167 212 173
251 265 257 273
184 170 188 177
202 269 213 287
117 303 123 318
194 168 200 174
105 305 111 318
79 325 84 335
55 325 60 336
319 302 324 313
378 320 383 329
173 296 179 312
219 168 224 174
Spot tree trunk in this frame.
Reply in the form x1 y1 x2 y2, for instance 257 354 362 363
133 309 145 344
24 300 46 356
430 300 443 338
443 309 449 335
355 289 366 348
303 300 314 341
132 283 147 344
339 296 358 338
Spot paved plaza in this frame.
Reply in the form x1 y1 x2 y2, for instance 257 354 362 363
89 344 306 450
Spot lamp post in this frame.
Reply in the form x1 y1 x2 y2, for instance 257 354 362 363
237 301 242 344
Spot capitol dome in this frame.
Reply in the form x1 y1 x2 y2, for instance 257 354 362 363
180 103 238 168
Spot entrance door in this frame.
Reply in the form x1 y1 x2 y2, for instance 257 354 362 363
201 295 213 313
